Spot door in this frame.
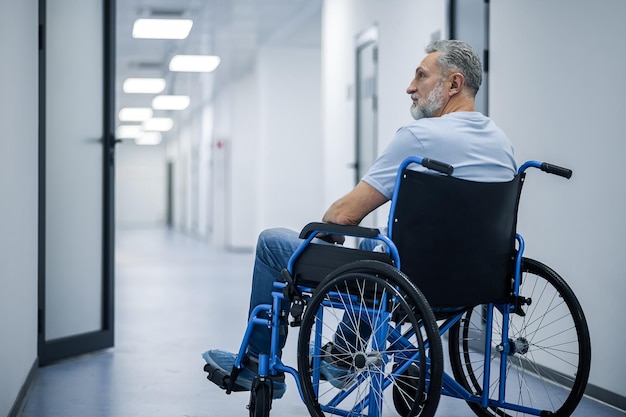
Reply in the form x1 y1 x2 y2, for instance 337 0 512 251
38 0 116 365
355 26 379 227
450 0 489 115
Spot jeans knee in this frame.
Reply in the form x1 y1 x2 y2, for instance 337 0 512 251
256 228 298 252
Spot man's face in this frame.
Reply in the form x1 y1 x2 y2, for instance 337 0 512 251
407 52 445 120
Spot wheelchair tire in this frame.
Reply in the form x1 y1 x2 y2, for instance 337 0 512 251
448 257 591 417
248 379 271 417
392 362 422 417
297 260 443 417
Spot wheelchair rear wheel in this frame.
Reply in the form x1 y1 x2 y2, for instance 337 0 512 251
448 257 591 417
297 260 443 417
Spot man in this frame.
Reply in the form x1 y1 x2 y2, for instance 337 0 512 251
202 39 517 398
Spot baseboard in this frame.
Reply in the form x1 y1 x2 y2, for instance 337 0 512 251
8 358 38 417
586 382 626 412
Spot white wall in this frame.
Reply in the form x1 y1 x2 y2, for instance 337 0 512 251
197 104 213 238
0 0 39 415
228 72 261 248
320 0 358 208
256 45 324 234
115 142 167 228
490 0 626 399
210 91 231 247
160 68 261 248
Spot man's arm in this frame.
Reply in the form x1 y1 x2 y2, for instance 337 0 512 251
316 181 387 244
321 181 388 241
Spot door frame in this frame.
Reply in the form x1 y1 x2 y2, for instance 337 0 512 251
449 0 490 115
354 25 379 186
37 0 116 366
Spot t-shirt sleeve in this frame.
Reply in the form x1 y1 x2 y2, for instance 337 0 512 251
361 127 426 199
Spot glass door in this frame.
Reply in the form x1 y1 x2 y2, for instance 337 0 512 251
38 0 116 365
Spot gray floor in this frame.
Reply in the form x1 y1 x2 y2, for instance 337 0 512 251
21 228 625 417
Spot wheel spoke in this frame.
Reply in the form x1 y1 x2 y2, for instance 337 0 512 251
447 258 590 417
297 263 443 417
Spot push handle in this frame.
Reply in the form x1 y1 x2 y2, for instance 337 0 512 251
541 162 573 179
422 157 454 175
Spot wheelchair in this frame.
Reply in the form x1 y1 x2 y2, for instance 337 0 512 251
207 155 591 417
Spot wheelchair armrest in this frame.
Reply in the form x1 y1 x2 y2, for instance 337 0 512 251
298 222 381 240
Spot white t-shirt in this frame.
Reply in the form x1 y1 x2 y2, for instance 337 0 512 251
362 112 517 199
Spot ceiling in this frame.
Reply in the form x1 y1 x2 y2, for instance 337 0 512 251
115 0 321 129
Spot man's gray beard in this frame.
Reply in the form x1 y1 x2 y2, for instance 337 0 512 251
410 81 444 120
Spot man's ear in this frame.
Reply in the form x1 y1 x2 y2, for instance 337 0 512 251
448 73 465 96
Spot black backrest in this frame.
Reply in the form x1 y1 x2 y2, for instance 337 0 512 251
390 169 524 308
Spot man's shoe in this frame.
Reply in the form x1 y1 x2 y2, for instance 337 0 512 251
202 349 286 399
317 343 356 389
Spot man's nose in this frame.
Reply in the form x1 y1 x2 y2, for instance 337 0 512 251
406 81 416 94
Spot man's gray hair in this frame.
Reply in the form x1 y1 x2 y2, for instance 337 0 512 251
426 39 482 96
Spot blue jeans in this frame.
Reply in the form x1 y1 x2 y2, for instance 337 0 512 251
247 228 301 357
246 228 379 358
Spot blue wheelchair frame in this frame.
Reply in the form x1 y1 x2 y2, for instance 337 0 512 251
231 156 572 417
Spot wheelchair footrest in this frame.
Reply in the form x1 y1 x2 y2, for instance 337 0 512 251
203 363 249 393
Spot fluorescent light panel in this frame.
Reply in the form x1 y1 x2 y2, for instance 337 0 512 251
169 55 221 72
118 107 153 122
152 95 190 110
116 124 143 139
123 78 166 94
132 19 193 39
135 132 163 146
143 117 174 132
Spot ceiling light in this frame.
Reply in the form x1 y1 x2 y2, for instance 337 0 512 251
152 95 190 110
135 132 163 146
169 55 221 72
132 19 193 39
143 117 174 132
123 78 166 93
116 125 143 139
118 107 153 122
